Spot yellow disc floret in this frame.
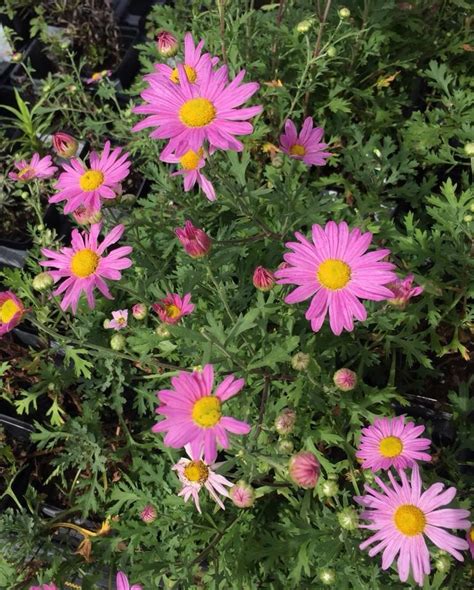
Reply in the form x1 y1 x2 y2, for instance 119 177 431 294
192 396 222 428
290 144 306 156
179 149 203 170
317 259 352 290
179 98 216 128
0 299 20 324
170 64 197 84
379 436 403 458
18 166 34 179
71 248 99 278
184 460 209 483
394 504 426 536
79 170 104 191
164 304 181 319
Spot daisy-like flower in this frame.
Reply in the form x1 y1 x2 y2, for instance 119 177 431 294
152 32 218 86
116 571 142 590
356 465 470 587
0 291 25 336
49 141 130 214
106 309 128 330
275 221 397 335
356 416 432 472
161 148 215 201
133 62 262 157
173 444 232 514
388 274 424 308
467 525 474 558
152 293 194 324
39 223 132 314
279 117 332 167
9 153 57 181
86 69 112 84
152 364 251 463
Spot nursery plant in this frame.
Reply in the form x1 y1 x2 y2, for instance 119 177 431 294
0 1 473 589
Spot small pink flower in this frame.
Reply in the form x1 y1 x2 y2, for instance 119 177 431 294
0 291 25 336
173 444 233 514
140 504 157 523
116 571 142 590
52 131 78 158
106 309 128 330
86 69 112 84
162 148 215 201
388 274 424 308
467 526 474 558
289 451 320 488
175 220 212 258
40 223 133 314
152 293 194 324
72 204 102 225
29 584 58 590
229 481 255 508
156 30 178 57
333 368 357 391
132 303 147 320
252 266 275 291
356 415 431 472
9 153 57 181
280 117 332 167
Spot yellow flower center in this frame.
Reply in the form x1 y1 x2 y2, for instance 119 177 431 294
91 72 101 80
117 317 126 325
184 460 209 483
192 396 222 428
179 148 203 171
0 299 20 324
164 304 181 319
393 504 426 536
470 528 474 542
18 165 34 178
70 249 99 278
379 436 403 458
170 64 197 84
79 170 104 191
179 98 216 128
317 259 352 290
289 144 306 156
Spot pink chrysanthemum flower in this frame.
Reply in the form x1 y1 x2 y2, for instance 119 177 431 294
152 32 218 86
49 141 130 214
116 571 142 590
152 364 251 463
72 204 102 225
133 62 262 157
0 291 25 336
279 117 332 167
356 465 470 587
175 220 212 258
356 416 432 472
161 148 215 201
39 223 132 314
9 153 57 181
86 69 112 84
152 293 194 324
275 221 397 335
106 309 128 330
388 273 424 308
173 444 232 514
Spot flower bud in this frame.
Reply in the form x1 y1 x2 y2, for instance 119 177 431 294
252 266 275 291
289 451 320 488
338 7 351 18
175 221 211 258
32 271 53 291
464 142 474 156
12 52 22 62
140 504 157 523
387 274 423 308
434 554 451 573
321 480 339 497
278 439 294 454
110 333 126 351
72 205 102 225
271 153 284 168
229 481 255 508
155 324 170 338
318 568 336 586
464 214 472 223
52 132 78 158
132 303 147 320
291 352 310 371
157 31 179 57
327 46 337 57
296 19 313 33
274 408 296 435
337 507 359 530
333 368 357 391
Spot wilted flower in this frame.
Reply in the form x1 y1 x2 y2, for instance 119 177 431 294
152 293 194 324
9 154 57 181
106 309 128 330
252 266 275 291
0 291 25 336
110 333 126 351
274 408 296 435
321 480 339 497
175 221 212 258
86 69 112 84
291 352 310 371
156 30 178 57
333 368 357 391
337 507 359 530
32 272 54 292
387 274 423 308
132 303 147 320
289 451 320 488
229 480 255 508
140 504 157 523
52 131 78 158
72 205 102 225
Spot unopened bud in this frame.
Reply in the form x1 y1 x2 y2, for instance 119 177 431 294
296 19 313 33
274 408 296 435
229 481 255 508
291 352 310 371
157 31 178 57
132 303 147 320
337 507 359 530
278 439 294 454
140 504 157 523
32 272 54 291
434 554 451 573
318 569 336 585
155 324 170 338
333 368 357 391
110 333 126 351
338 7 351 19
327 46 337 58
321 480 339 497
464 142 474 156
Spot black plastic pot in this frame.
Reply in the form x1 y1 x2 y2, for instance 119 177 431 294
122 0 157 28
0 9 34 42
